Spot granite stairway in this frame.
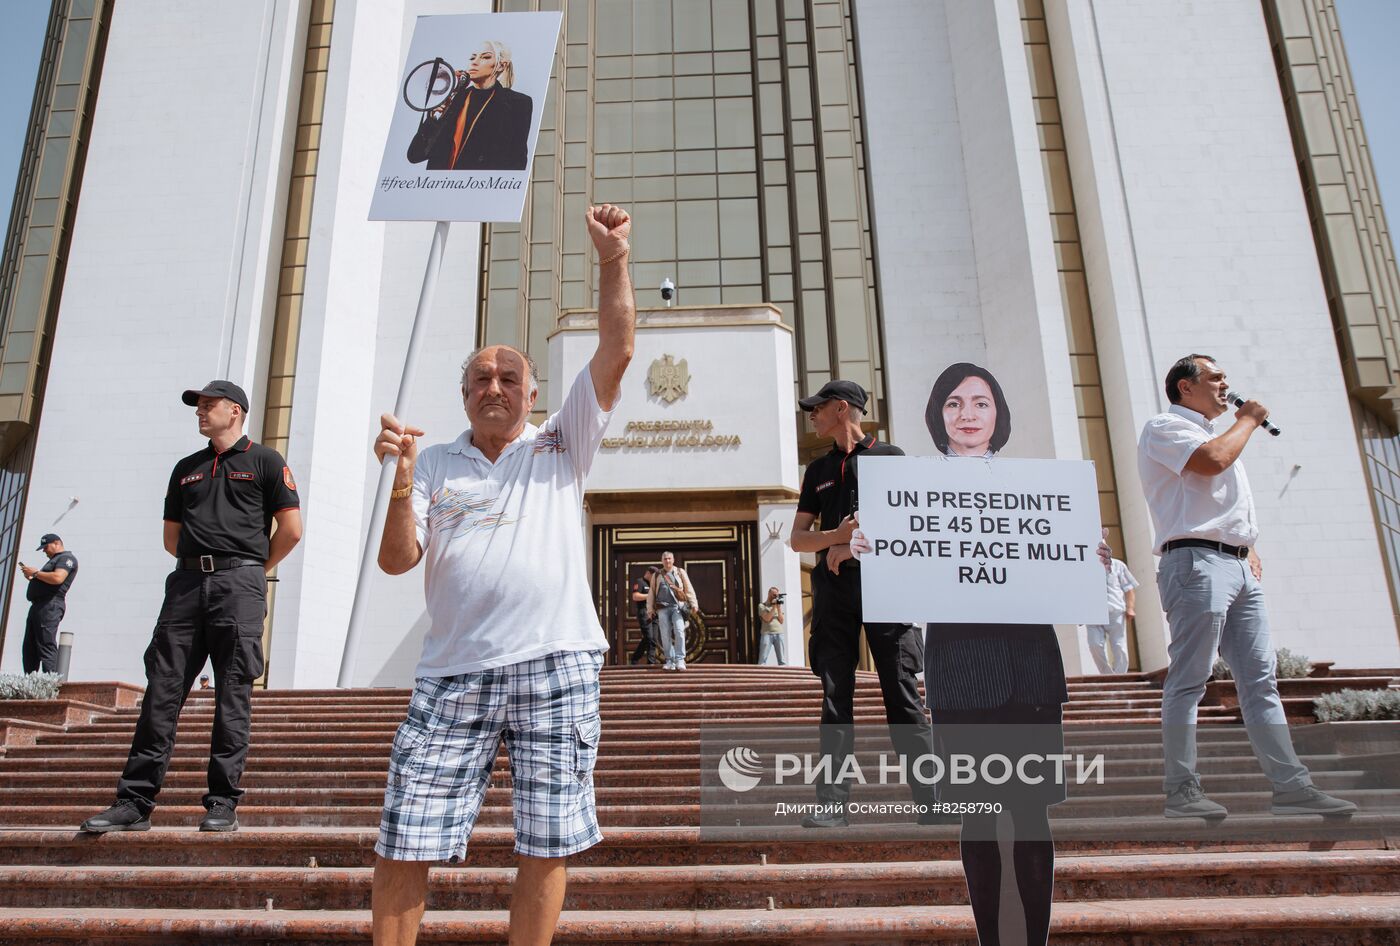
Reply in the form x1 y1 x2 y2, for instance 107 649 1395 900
0 666 1396 944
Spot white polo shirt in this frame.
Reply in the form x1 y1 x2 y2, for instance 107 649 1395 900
1137 404 1258 554
409 367 613 677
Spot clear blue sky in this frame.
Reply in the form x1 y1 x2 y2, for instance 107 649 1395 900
1333 0 1400 212
1 0 49 228
0 2 1397 236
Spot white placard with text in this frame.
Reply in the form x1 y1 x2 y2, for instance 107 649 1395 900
857 456 1108 626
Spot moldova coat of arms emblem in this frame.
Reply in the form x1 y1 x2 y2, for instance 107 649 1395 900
647 354 690 403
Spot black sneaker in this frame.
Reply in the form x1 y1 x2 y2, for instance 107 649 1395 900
199 800 239 833
80 799 151 834
800 810 849 828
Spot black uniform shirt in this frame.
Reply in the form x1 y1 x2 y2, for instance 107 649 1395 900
163 436 299 560
798 434 904 566
27 551 77 604
631 578 649 620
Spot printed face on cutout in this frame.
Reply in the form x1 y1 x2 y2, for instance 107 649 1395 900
941 376 997 457
467 45 499 86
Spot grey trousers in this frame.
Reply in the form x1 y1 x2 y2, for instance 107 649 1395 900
1085 616 1128 674
1156 547 1311 793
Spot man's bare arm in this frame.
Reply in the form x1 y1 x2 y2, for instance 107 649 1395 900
789 510 856 553
1185 400 1268 476
163 522 181 557
375 412 426 576
266 508 303 572
586 204 635 410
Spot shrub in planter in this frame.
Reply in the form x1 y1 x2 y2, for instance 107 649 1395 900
1313 688 1400 722
0 672 62 701
1274 647 1313 679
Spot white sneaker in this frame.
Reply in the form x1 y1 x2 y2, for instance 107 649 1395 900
663 660 676 671
676 660 688 671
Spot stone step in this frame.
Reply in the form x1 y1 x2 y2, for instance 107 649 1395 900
0 736 1278 765
0 850 1393 911
0 699 115 727
56 682 145 710
77 698 1176 729
0 716 64 752
5 816 1395 868
13 786 1399 828
1 895 1396 944
96 682 1162 711
24 720 1258 751
0 753 1365 789
66 702 1191 736
0 767 1376 810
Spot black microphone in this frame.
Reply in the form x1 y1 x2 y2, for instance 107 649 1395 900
1225 391 1282 437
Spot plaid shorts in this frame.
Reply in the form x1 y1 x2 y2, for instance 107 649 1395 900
376 649 604 862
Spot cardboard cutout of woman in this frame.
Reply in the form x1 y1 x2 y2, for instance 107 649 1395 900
854 362 1107 945
406 41 533 171
921 362 1066 946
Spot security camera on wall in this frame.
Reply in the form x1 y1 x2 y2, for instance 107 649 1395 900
661 277 676 307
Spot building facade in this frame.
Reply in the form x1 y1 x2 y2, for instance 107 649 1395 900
1 0 1397 687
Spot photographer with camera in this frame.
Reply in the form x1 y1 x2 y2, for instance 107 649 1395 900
757 586 788 665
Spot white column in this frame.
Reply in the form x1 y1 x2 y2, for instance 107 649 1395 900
2 1 308 681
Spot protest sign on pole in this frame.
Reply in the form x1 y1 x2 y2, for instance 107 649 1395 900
339 12 561 686
369 12 561 222
857 456 1108 626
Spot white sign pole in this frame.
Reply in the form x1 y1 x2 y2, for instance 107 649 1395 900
338 220 451 686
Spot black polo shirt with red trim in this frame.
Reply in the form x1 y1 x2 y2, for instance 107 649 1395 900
163 435 299 560
798 434 904 535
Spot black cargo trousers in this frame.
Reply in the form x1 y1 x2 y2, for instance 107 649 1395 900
116 565 266 812
22 599 64 673
808 563 936 808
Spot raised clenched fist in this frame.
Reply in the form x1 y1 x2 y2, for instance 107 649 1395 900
586 204 631 259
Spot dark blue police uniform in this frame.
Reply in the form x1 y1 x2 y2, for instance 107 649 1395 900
113 434 298 816
22 545 77 673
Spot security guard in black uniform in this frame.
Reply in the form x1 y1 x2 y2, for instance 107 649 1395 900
81 380 302 834
628 565 661 665
18 533 78 673
789 380 938 827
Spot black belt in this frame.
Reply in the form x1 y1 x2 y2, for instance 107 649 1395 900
1162 538 1250 559
177 556 264 573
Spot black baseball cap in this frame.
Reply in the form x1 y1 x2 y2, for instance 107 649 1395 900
182 380 249 413
799 379 868 413
36 533 60 550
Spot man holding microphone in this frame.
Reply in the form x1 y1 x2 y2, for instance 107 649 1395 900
1138 354 1355 820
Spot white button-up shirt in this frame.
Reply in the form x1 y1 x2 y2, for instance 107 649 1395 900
1137 404 1258 554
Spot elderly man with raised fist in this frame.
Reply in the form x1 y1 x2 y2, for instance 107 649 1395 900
368 204 634 946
